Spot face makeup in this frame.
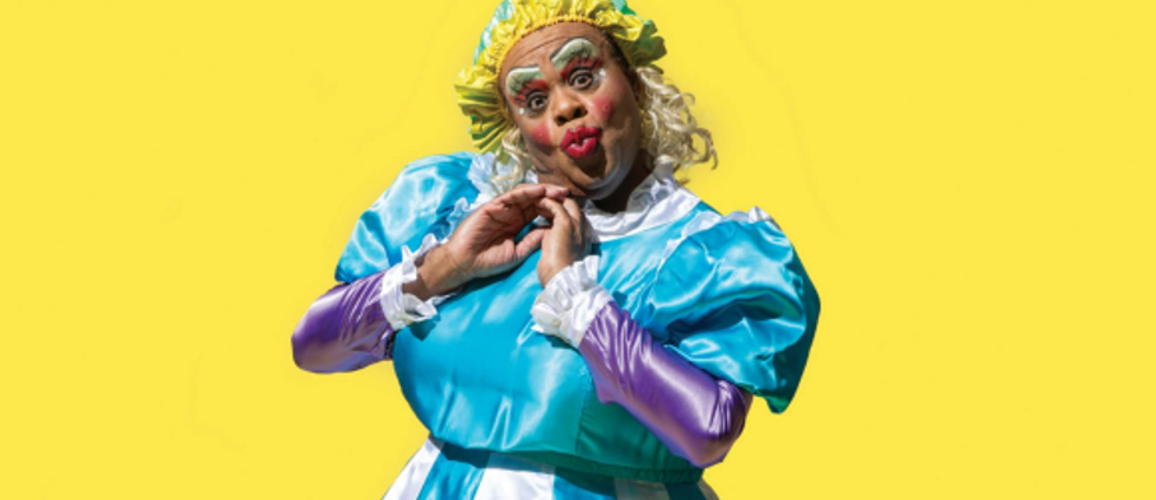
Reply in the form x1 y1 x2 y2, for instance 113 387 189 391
506 66 547 111
499 23 645 208
550 38 604 82
561 125 604 159
505 37 606 117
550 37 607 159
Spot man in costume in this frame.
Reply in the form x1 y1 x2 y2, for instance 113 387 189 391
291 1 821 497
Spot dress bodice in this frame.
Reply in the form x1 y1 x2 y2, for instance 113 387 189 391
336 152 820 481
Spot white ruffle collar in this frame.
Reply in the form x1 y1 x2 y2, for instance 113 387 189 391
468 153 702 242
580 170 701 242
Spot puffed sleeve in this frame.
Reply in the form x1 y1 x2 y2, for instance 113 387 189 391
291 153 482 373
647 208 821 413
335 152 481 282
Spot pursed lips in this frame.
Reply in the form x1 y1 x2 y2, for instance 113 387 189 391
560 125 603 160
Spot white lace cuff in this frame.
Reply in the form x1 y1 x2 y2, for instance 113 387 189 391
379 234 451 331
531 255 613 347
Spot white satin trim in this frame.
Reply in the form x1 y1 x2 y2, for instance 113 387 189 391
582 171 701 242
379 233 451 331
465 153 701 243
473 451 557 500
381 436 719 499
530 255 612 347
380 438 443 500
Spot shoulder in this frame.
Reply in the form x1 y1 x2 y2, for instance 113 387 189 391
367 151 528 212
366 152 482 209
648 204 821 413
657 204 790 276
652 204 818 329
335 152 499 282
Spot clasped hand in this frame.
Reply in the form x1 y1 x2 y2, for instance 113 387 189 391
404 184 590 299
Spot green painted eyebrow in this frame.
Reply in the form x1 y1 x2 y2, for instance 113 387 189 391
506 66 545 100
550 37 599 71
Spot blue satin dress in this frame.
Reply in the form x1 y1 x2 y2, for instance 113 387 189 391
335 152 820 497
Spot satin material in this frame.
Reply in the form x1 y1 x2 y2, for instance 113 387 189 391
335 153 480 284
644 213 821 413
335 153 820 480
292 270 395 373
579 300 754 468
581 168 702 243
383 436 721 500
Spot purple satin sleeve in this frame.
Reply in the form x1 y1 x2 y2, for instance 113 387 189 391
578 300 755 468
291 271 395 373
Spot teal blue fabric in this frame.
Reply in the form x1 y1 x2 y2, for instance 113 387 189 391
416 443 489 499
336 153 819 480
335 153 479 283
413 439 716 498
552 466 618 499
645 215 821 413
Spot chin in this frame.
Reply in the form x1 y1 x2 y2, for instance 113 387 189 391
583 163 629 200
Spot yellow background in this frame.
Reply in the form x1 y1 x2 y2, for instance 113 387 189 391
2 0 1153 498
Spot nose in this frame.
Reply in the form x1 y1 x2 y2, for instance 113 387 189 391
553 92 587 126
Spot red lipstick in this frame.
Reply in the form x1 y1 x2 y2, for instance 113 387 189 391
561 126 603 160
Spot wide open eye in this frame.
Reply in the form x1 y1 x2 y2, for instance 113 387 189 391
570 70 594 89
526 93 548 112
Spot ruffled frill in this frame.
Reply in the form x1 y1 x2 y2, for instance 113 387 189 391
530 255 612 347
457 153 703 243
582 165 700 242
378 234 452 330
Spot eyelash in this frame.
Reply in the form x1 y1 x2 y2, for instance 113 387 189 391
565 57 601 84
517 59 603 114
568 68 595 89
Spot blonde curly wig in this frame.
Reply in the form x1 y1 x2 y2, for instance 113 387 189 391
456 0 717 194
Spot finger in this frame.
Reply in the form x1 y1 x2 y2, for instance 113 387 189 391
470 202 532 238
495 184 548 210
518 189 551 222
482 185 547 227
519 202 540 226
536 198 571 227
473 200 505 221
479 199 524 224
562 197 590 243
514 227 548 260
535 197 560 218
562 197 583 223
543 185 570 200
